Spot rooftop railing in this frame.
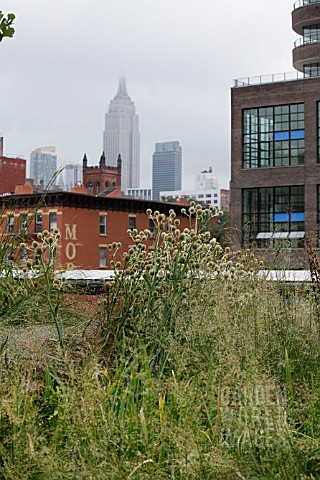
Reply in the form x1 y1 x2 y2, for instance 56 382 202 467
233 71 305 87
293 0 320 10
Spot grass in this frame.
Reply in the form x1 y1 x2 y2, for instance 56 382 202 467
0 205 320 479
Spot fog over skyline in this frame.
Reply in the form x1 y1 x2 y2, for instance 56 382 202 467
1 0 296 190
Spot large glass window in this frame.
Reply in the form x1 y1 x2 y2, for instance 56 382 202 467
303 25 320 44
243 104 305 168
242 186 305 248
304 63 320 78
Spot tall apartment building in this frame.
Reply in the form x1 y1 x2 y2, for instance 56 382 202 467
30 146 57 189
152 141 182 201
64 163 83 191
230 0 320 267
103 78 140 192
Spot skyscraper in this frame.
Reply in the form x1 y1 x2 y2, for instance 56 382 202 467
152 141 182 201
30 146 57 189
103 78 140 192
64 163 83 191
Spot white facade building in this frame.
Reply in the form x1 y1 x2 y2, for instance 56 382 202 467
103 78 140 192
195 167 218 191
30 146 57 189
126 188 152 201
160 167 220 208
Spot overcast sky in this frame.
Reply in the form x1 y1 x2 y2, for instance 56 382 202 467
1 0 296 189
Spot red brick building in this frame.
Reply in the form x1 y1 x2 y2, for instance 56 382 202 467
220 189 229 211
0 156 26 195
83 152 122 196
0 192 190 269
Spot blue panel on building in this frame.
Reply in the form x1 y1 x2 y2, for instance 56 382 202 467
290 130 304 140
274 213 289 222
290 212 305 222
274 131 289 141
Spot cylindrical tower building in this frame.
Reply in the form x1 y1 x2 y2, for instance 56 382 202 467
292 0 320 75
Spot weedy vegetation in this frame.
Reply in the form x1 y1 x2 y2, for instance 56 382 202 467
0 204 320 479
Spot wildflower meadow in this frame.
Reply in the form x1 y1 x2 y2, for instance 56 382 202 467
0 204 320 479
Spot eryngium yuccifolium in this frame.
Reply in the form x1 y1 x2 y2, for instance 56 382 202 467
32 241 38 248
146 209 152 216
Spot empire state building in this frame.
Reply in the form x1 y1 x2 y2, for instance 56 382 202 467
103 79 140 192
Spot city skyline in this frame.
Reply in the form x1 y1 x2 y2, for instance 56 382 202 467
0 0 296 190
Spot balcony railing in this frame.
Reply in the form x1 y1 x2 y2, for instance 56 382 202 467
294 36 320 47
294 0 320 10
233 71 305 87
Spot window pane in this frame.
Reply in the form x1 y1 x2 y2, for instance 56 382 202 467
99 247 107 267
49 212 57 232
35 213 42 233
129 217 136 232
100 215 106 235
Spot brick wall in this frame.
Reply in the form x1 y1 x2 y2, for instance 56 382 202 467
0 157 26 194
